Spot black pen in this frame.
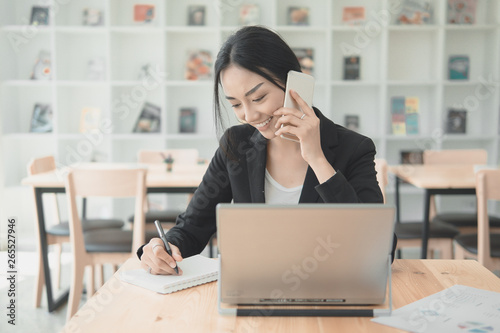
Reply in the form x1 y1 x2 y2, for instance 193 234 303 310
154 220 179 274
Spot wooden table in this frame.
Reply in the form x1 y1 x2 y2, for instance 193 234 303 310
63 258 500 333
388 164 476 259
21 162 208 312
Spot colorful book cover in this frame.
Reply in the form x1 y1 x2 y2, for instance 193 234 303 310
391 96 406 135
188 5 205 26
134 4 155 23
185 50 213 80
133 102 161 133
79 107 101 133
239 4 260 26
448 55 470 80
179 107 197 133
287 7 309 26
446 108 467 134
342 7 366 26
447 0 477 24
343 56 360 80
397 0 432 24
405 97 419 135
292 48 314 76
30 50 52 80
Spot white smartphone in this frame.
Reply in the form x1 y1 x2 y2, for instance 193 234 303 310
280 70 315 142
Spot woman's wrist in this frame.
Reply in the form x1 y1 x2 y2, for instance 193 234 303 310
308 156 336 184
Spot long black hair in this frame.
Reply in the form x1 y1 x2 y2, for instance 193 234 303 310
213 26 301 157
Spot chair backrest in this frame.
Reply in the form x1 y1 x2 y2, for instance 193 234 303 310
423 149 487 165
64 168 147 257
27 156 61 222
27 155 56 175
476 169 500 268
138 149 199 164
374 158 388 204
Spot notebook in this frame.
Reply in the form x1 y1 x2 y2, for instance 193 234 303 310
119 255 218 294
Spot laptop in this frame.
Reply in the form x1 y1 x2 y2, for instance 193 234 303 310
216 204 395 308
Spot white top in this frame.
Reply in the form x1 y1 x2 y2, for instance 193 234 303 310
264 169 303 204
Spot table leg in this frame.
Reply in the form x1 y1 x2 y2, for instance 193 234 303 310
421 189 431 259
395 176 401 224
35 188 69 312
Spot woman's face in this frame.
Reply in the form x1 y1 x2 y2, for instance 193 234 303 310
221 64 285 140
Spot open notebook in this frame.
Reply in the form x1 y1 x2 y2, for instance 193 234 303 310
119 255 218 294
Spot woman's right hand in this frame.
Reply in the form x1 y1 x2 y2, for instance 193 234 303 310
140 237 184 275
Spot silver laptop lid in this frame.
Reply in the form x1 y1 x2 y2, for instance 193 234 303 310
217 204 395 305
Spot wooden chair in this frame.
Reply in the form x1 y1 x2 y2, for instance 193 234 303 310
28 156 124 308
454 169 500 271
64 168 151 321
375 158 459 259
425 149 500 234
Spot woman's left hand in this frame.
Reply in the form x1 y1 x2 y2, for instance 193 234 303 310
273 89 323 164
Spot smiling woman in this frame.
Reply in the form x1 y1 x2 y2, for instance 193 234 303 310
137 25 396 275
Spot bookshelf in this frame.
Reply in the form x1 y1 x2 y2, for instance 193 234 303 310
1 0 500 239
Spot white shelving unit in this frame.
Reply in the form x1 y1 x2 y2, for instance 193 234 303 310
1 0 499 239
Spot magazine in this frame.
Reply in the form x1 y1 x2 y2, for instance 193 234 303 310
179 107 197 133
185 50 213 80
292 48 314 76
342 7 366 26
447 0 477 24
30 50 52 80
239 4 260 26
188 5 205 26
287 7 309 26
30 103 53 133
133 102 161 133
397 0 432 24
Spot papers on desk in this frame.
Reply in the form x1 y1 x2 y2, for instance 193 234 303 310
119 255 218 294
371 285 500 333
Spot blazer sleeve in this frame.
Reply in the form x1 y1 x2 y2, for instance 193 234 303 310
315 137 383 204
163 145 234 258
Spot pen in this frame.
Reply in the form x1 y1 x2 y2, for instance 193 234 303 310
154 220 179 274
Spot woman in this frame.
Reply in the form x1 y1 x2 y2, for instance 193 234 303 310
138 26 395 275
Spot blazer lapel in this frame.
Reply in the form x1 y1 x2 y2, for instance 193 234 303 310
247 130 267 203
299 108 339 203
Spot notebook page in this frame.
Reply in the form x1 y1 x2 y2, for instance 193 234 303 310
119 255 218 294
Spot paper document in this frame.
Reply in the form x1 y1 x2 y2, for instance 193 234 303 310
119 255 218 294
371 285 500 332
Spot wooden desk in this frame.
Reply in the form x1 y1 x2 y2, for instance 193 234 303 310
21 162 207 312
388 165 476 259
63 258 500 333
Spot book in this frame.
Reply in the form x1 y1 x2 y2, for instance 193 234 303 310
87 56 106 81
397 0 432 24
342 7 366 26
134 4 155 23
179 107 197 133
343 56 360 80
133 102 161 133
30 6 49 26
79 107 101 133
185 50 213 81
400 150 423 165
30 103 53 133
292 48 314 76
30 50 52 80
287 7 309 26
83 8 103 26
405 97 419 135
344 115 359 132
448 55 470 80
391 96 406 135
119 255 218 294
239 4 260 26
446 108 467 134
188 5 205 26
447 0 477 24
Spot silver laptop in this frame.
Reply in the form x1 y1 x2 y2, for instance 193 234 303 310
216 204 395 306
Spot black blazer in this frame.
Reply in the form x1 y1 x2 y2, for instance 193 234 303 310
138 108 396 259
